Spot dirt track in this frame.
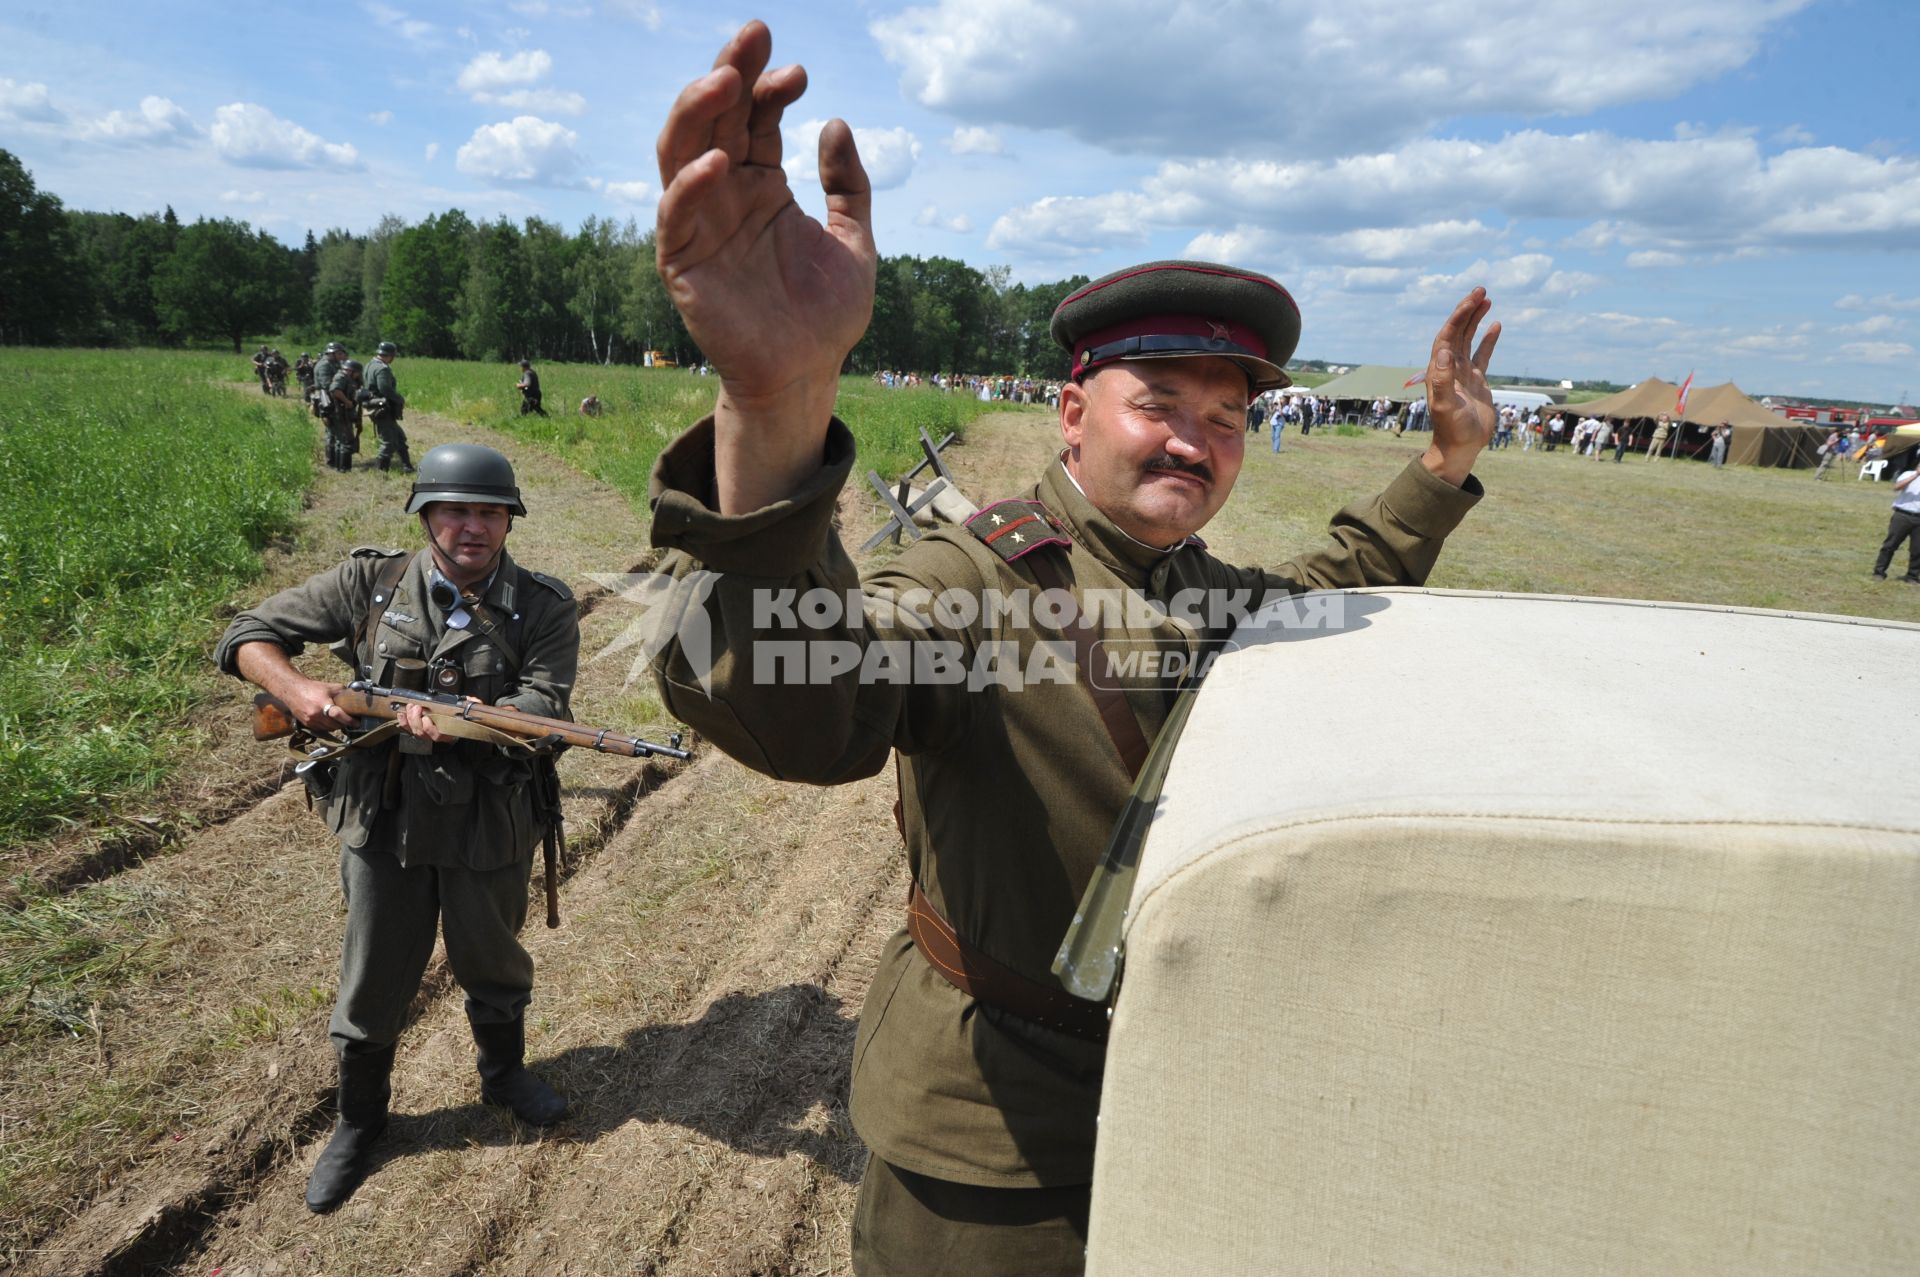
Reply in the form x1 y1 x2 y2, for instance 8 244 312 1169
3 397 1053 1275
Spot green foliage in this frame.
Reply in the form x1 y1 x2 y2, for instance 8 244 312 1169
0 151 91 345
0 349 311 841
379 209 474 357
152 217 304 352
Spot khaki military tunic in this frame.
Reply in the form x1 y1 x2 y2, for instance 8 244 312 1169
647 417 1481 1188
216 546 579 870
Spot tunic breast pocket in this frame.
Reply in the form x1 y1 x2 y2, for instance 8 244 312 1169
461 645 508 703
371 622 426 684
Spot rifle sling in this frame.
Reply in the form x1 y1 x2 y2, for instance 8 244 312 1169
1025 550 1151 777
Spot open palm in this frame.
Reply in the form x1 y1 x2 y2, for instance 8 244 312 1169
655 23 876 401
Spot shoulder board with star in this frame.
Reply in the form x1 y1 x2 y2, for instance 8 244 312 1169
964 498 1071 563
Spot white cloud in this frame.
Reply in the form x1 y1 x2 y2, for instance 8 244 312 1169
605 0 664 27
0 78 64 124
363 2 435 44
1836 293 1920 312
1626 250 1687 268
1773 124 1815 146
425 141 440 161
485 87 587 115
915 205 973 233
456 115 582 185
785 120 923 191
80 96 198 146
458 49 552 94
1834 341 1915 364
988 131 1920 261
219 189 265 205
947 126 1004 156
368 110 393 126
1717 331 1810 359
602 179 655 204
1322 219 1498 262
456 49 583 113
211 103 360 170
987 191 1162 256
1183 226 1275 264
873 0 1814 158
1835 315 1898 336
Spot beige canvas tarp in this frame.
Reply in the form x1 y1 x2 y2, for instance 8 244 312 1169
1557 376 1680 422
1310 364 1426 404
1086 588 1920 1276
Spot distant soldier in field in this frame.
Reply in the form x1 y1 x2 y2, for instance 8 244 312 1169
252 344 272 393
266 348 290 397
364 341 414 473
517 359 549 417
327 358 364 473
295 351 316 396
579 394 601 417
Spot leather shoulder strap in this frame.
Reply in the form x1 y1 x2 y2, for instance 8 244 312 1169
355 551 414 675
1026 549 1151 779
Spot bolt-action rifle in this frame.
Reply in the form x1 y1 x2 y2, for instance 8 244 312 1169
253 682 689 927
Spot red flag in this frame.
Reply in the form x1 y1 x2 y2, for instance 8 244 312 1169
1676 370 1695 415
1402 371 1426 388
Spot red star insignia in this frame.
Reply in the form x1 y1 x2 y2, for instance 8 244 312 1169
1207 321 1232 342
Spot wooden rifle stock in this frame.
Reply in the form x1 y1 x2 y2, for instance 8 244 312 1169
250 683 689 760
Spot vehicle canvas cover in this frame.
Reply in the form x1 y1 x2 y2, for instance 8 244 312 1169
1086 588 1920 1276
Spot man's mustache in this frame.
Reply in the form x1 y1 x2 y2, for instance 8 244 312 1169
1143 456 1213 484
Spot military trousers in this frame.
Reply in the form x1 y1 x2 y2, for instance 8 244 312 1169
1874 509 1920 580
325 418 358 471
328 842 536 1060
850 1154 1089 1277
372 416 409 468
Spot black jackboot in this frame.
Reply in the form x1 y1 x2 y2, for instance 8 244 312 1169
305 1044 395 1213
471 1017 567 1126
397 443 416 474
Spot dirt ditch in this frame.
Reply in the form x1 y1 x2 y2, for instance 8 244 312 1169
5 400 1055 1275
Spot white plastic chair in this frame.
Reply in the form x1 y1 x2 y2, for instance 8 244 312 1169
1860 458 1888 480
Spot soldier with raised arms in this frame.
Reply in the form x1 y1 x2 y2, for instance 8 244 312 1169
646 22 1502 1275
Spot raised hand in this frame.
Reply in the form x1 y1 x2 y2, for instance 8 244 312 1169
1420 287 1501 486
656 22 878 513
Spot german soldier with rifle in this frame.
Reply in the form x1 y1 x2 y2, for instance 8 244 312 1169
217 443 587 1213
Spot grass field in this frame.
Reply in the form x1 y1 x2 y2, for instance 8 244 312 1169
1204 422 1920 624
0 350 311 846
378 358 1005 501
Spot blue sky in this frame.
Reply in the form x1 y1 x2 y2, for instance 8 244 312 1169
3 0 1916 402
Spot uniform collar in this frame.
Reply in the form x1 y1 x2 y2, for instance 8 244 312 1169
1037 453 1203 584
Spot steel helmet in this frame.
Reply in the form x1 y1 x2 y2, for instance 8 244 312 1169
405 443 526 515
376 341 398 358
342 359 362 373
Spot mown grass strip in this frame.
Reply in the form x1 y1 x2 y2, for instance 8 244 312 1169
0 349 312 845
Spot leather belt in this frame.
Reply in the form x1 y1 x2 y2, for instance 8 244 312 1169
906 880 1110 1043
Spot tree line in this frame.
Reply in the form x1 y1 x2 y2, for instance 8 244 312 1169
0 149 1089 375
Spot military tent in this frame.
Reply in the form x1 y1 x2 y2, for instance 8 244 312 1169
1684 383 1824 467
1556 377 1682 423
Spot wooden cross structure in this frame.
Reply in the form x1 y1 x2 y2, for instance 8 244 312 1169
862 426 963 552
